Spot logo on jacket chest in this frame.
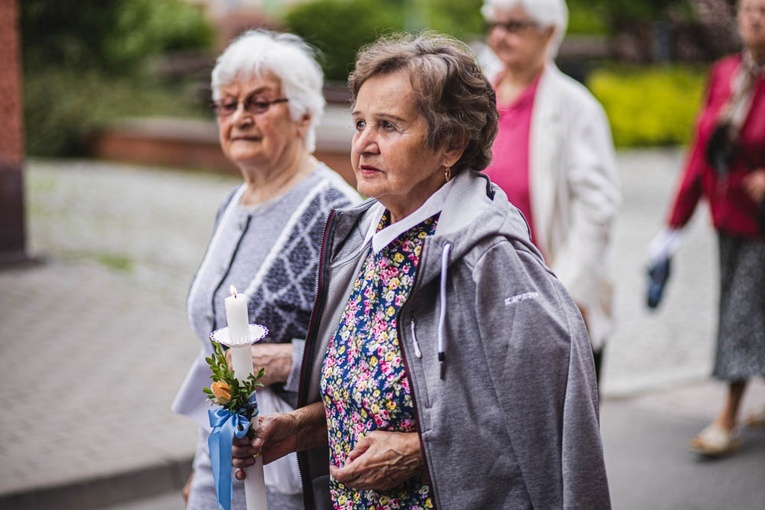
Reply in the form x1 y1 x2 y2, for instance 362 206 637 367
504 291 540 306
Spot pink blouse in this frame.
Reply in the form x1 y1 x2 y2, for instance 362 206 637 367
484 73 542 241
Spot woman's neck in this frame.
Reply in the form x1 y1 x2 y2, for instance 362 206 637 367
240 152 318 206
496 61 545 105
749 47 765 67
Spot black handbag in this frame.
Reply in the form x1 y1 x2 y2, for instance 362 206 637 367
646 256 671 309
705 122 738 176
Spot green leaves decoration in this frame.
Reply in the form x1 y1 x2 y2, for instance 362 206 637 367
204 341 265 418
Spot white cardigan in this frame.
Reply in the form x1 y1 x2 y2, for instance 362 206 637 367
528 65 621 348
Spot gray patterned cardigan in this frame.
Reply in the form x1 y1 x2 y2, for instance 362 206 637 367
173 164 360 425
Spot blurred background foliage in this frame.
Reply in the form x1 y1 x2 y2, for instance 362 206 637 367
19 0 737 156
20 0 214 156
566 0 609 35
589 65 706 147
284 0 407 83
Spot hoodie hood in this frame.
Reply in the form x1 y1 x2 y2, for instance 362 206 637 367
323 169 546 291
417 169 546 290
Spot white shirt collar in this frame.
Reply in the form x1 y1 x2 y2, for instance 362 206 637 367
363 180 454 253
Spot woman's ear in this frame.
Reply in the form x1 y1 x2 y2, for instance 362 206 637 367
442 143 466 169
296 113 312 138
543 26 556 47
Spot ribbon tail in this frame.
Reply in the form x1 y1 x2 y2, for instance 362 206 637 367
208 409 250 510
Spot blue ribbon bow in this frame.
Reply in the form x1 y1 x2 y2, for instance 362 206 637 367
208 408 253 510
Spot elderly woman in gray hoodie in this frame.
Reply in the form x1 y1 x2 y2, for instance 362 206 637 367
233 32 610 510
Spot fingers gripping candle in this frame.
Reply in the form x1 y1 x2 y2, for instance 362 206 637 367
223 285 268 510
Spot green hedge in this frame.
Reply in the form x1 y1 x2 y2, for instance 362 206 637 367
283 0 484 83
587 65 706 147
21 0 213 74
567 0 609 35
24 70 207 157
284 0 406 83
421 0 484 40
21 0 213 156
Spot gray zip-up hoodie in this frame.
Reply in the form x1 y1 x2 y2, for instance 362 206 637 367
297 170 611 509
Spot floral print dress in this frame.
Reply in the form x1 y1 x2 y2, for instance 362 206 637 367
320 212 438 509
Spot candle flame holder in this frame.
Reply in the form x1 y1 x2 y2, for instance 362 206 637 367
210 324 269 348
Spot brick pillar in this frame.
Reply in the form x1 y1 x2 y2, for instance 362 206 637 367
0 0 29 264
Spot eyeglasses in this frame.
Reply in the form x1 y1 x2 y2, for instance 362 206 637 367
211 96 289 117
741 5 765 18
486 19 539 33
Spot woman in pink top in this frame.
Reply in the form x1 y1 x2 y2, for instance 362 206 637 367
481 0 621 384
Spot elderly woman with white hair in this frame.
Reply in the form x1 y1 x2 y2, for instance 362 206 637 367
172 30 359 509
481 0 621 385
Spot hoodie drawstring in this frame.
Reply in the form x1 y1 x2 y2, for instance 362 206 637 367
438 242 452 379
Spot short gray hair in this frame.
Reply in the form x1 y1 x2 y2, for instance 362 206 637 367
481 0 569 59
211 30 325 153
349 32 498 175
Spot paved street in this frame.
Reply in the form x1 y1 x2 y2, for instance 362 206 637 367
0 149 763 509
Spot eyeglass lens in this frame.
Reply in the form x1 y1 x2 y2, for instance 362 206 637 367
213 97 288 116
486 20 538 33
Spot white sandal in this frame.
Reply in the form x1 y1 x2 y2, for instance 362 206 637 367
690 424 740 457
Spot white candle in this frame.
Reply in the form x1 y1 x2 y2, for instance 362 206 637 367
243 451 268 510
225 285 250 343
223 286 268 510
229 345 268 510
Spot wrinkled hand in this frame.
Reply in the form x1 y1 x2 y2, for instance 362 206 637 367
743 169 765 203
225 343 292 387
232 402 327 481
232 413 299 480
330 431 423 491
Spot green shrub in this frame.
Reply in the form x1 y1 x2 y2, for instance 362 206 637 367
106 0 215 71
20 0 125 73
23 70 207 157
21 0 213 75
284 0 406 83
422 0 485 40
20 0 214 156
587 65 706 147
567 0 609 35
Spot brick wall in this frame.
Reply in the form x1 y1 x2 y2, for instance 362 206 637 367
0 0 28 262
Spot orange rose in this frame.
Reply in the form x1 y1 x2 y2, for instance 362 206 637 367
211 381 232 405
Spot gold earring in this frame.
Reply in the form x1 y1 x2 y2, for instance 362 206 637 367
444 166 452 182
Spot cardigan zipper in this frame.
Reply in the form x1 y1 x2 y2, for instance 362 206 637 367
437 242 452 379
409 318 423 358
296 209 337 510
397 239 439 508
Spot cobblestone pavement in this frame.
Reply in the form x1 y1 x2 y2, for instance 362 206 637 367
0 151 763 509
